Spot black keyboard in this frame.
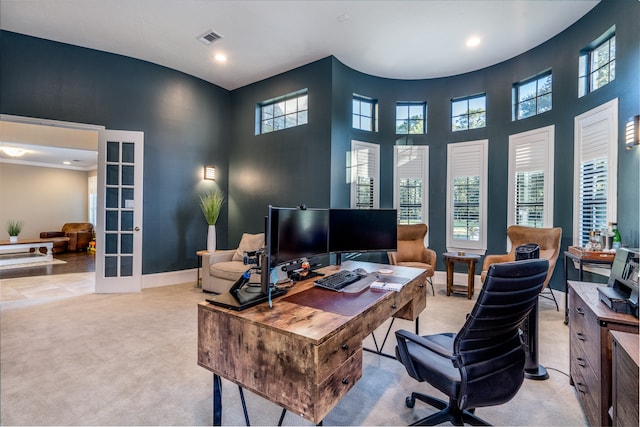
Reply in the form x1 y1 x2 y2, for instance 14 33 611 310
314 270 362 291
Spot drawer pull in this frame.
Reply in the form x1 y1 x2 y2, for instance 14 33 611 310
576 307 585 316
576 332 585 341
342 378 349 385
575 382 587 394
391 304 397 309
341 344 349 351
576 357 586 367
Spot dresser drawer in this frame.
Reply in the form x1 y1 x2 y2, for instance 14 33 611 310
316 323 362 379
315 349 363 422
570 290 601 372
572 359 601 426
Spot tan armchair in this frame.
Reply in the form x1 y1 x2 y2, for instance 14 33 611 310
201 233 265 294
481 225 562 308
388 224 437 295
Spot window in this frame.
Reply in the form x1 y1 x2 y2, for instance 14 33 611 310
451 94 486 131
508 126 555 229
353 95 378 132
396 102 426 134
349 140 380 209
394 146 429 232
579 27 616 97
446 140 488 253
257 89 308 134
573 99 618 247
513 72 552 120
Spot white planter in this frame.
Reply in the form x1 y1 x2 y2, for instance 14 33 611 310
9 236 18 243
207 225 216 252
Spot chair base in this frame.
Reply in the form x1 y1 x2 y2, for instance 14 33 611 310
406 392 491 426
539 287 559 311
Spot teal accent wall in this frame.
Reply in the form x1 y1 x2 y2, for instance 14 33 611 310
1 0 637 289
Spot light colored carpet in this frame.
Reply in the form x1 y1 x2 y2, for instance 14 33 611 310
0 275 586 426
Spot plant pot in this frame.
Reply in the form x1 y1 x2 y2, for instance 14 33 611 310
207 225 216 252
9 236 18 243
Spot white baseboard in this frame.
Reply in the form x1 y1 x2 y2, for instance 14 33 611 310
142 268 198 289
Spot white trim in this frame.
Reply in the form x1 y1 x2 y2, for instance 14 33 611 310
142 269 198 289
0 114 105 132
507 125 555 229
573 98 618 246
446 139 488 254
350 140 380 209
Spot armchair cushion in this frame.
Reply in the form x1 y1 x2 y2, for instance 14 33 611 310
232 233 265 261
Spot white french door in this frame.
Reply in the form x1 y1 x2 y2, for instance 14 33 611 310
95 130 144 293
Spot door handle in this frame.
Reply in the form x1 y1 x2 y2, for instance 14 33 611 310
134 227 140 231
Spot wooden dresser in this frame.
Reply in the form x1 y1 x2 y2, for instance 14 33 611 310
568 281 639 426
610 331 639 427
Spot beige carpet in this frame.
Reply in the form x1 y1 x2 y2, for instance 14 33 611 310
0 275 586 426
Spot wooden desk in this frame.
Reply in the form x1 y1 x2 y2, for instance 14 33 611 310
568 281 639 426
198 261 427 425
443 252 480 299
610 331 639 427
0 238 54 266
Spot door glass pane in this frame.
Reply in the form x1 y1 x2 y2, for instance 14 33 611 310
107 165 119 185
121 188 134 207
121 234 133 254
107 141 119 162
105 256 118 277
106 188 119 209
122 142 134 163
106 211 118 231
121 211 133 232
105 234 118 254
120 256 133 277
122 165 134 186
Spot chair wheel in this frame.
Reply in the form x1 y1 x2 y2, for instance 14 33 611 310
406 396 415 408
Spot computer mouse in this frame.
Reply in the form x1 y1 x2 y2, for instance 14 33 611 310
353 268 368 276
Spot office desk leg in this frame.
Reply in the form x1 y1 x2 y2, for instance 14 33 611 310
213 374 222 426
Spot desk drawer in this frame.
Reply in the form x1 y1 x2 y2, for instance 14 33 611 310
315 349 363 422
317 322 363 379
570 291 600 373
572 359 600 426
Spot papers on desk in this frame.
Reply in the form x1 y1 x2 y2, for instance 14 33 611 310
370 280 406 292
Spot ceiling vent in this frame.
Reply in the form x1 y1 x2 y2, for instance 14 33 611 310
198 30 223 45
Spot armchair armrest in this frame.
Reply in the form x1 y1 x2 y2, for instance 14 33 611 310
482 253 513 272
40 231 65 238
202 249 236 267
425 248 437 269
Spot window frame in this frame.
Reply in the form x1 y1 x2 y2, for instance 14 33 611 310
352 94 378 132
573 98 618 247
513 71 552 121
446 139 488 254
350 140 380 209
508 126 555 233
394 145 429 245
395 102 427 135
256 89 308 135
579 27 616 97
451 94 486 132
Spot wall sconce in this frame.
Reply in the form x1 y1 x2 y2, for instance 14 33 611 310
625 115 639 150
204 165 216 180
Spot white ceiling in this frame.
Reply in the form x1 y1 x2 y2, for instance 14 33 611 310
0 0 599 91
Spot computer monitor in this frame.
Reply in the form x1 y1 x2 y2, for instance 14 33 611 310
328 209 397 259
268 206 330 267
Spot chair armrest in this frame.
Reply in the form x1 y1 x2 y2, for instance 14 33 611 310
425 248 437 270
202 249 236 267
387 251 398 265
396 329 456 361
40 231 65 238
482 253 513 271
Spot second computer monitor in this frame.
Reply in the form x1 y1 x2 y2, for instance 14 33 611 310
329 208 397 255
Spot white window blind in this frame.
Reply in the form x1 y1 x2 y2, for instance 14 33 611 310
446 140 488 253
508 126 554 230
350 140 380 209
394 146 429 235
573 99 618 247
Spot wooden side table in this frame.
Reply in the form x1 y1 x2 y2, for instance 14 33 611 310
444 252 481 299
196 250 210 288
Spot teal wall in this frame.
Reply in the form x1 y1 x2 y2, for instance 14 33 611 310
1 0 638 288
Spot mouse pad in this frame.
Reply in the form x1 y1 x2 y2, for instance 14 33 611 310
282 284 388 317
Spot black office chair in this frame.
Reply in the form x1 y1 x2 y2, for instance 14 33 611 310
395 258 549 426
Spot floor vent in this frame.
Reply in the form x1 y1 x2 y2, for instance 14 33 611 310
198 30 223 45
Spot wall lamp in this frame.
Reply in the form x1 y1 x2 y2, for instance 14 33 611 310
625 115 639 150
204 165 216 180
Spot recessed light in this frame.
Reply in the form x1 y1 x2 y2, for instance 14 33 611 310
63 161 71 165
337 13 350 23
0 147 27 157
466 36 481 48
214 53 227 62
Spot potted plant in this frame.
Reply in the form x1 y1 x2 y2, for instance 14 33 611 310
7 219 23 243
199 190 224 251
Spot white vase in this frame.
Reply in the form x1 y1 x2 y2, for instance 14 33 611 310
9 236 18 243
207 225 216 252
